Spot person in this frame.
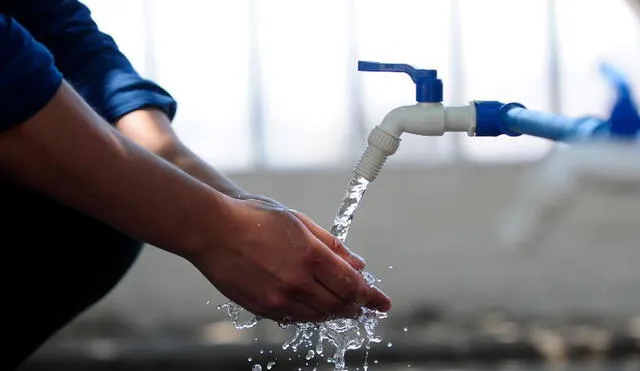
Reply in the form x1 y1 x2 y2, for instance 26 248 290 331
0 0 391 368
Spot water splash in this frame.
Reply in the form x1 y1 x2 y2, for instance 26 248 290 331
219 174 387 370
216 302 260 329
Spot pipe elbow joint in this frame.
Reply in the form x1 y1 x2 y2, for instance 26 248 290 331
378 103 447 137
354 104 444 182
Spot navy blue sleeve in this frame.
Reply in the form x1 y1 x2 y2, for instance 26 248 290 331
4 0 177 124
0 14 63 131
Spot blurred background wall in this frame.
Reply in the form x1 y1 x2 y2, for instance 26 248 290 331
78 164 640 325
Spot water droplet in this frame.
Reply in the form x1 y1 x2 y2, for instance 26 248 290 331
388 265 393 269
403 327 408 332
305 349 315 360
407 364 412 368
252 365 262 371
259 350 264 354
387 342 393 347
374 360 379 364
206 300 211 305
266 361 276 370
248 357 252 362
269 350 273 354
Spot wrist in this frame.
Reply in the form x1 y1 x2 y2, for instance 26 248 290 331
183 192 242 260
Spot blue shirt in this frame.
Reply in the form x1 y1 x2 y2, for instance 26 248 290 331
0 0 177 131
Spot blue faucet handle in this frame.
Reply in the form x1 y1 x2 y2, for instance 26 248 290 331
357 61 437 81
358 60 443 103
600 63 640 139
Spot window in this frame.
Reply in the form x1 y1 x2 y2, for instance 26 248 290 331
82 0 640 171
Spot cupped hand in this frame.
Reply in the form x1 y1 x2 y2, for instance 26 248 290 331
190 197 391 323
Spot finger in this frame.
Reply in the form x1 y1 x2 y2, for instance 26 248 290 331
364 286 392 312
293 211 366 271
304 243 391 312
284 277 362 319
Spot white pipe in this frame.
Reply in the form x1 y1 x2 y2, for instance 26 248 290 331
354 103 476 181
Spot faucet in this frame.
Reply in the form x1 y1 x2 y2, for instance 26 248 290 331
354 61 476 181
354 60 640 252
354 61 640 182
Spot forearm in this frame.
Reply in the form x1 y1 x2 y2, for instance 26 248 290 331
116 108 249 198
170 145 248 197
0 82 234 257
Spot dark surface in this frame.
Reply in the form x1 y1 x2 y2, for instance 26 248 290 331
16 303 640 370
18 335 640 371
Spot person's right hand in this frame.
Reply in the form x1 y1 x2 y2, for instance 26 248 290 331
189 198 391 323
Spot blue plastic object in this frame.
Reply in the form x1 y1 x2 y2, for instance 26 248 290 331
475 64 640 142
601 64 640 139
474 101 525 137
474 100 609 141
502 108 608 141
358 61 443 103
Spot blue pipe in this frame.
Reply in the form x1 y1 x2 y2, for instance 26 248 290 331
502 106 608 142
474 64 640 142
474 99 639 142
